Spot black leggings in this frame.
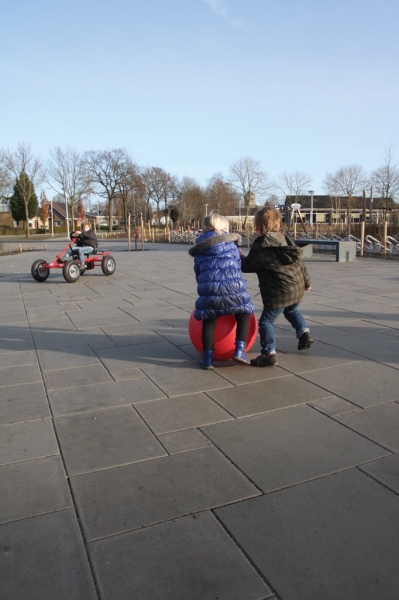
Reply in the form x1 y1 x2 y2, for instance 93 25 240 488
202 314 250 352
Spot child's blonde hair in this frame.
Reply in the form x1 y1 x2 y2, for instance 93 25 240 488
202 213 229 233
254 207 282 235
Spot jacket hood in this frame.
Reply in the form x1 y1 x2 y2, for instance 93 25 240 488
189 232 241 256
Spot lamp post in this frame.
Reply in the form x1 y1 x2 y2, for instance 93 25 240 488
204 203 208 216
47 188 54 238
308 190 315 235
61 186 70 239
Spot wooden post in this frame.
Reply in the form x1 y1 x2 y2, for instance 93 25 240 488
297 208 308 235
362 189 367 225
383 220 387 256
135 227 138 251
360 221 365 256
127 213 131 251
293 221 297 240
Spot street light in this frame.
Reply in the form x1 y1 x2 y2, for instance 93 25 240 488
47 188 54 238
204 204 208 216
308 190 315 234
61 186 70 239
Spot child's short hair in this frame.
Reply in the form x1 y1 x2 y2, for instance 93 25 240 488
82 221 91 229
254 207 282 235
202 213 229 233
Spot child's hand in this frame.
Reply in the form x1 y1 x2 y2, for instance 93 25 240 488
305 287 311 291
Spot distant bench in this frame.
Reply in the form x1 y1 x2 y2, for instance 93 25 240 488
294 239 357 262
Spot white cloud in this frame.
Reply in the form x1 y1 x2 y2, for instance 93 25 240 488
202 0 228 18
201 0 254 31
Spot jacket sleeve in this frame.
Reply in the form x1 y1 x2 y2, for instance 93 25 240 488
301 260 311 288
240 246 261 273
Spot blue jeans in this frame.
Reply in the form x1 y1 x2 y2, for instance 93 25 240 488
259 303 309 355
76 246 93 265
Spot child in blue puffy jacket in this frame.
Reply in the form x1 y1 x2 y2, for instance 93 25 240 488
189 213 255 370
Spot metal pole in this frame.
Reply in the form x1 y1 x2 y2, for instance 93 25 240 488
127 213 131 251
308 190 315 235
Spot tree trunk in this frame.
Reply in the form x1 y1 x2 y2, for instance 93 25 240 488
108 198 113 233
24 200 30 238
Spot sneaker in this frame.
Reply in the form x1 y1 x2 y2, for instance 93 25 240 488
250 353 278 367
298 331 313 351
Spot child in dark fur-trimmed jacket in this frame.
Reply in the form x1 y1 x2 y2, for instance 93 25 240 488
241 207 312 367
189 213 255 370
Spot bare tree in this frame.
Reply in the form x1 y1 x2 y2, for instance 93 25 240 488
229 157 270 226
323 165 367 235
274 170 312 204
370 146 399 204
46 146 92 229
206 173 239 216
116 161 140 231
176 177 207 226
141 167 177 225
2 142 42 238
0 149 12 196
39 191 50 230
84 149 131 233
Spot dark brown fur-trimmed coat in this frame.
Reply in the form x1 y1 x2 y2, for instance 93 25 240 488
241 232 311 309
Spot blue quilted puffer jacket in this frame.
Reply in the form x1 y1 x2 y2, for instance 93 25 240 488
189 230 255 320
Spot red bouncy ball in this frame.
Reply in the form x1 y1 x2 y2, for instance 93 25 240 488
188 311 257 360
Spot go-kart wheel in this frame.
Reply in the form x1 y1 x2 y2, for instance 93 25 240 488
101 255 116 276
63 260 81 283
31 259 50 282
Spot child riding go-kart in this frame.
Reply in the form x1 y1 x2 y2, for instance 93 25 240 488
31 230 116 283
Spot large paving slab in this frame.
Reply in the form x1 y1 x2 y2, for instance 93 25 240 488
55 405 167 475
31 326 111 350
142 360 233 396
37 344 100 371
95 340 191 370
66 306 139 329
0 363 42 387
0 509 97 600
89 511 271 600
206 375 333 418
0 456 72 524
43 363 113 390
320 329 399 359
48 376 166 415
300 360 399 407
202 405 388 492
360 452 399 494
215 469 399 600
335 401 399 451
0 381 50 425
0 349 37 369
135 392 233 433
70 446 260 540
0 419 59 465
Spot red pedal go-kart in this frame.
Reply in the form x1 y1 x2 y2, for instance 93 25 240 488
31 234 116 283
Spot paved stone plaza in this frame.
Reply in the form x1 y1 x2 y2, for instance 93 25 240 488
1 239 399 600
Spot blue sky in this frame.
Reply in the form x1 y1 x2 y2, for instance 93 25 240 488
1 0 398 194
